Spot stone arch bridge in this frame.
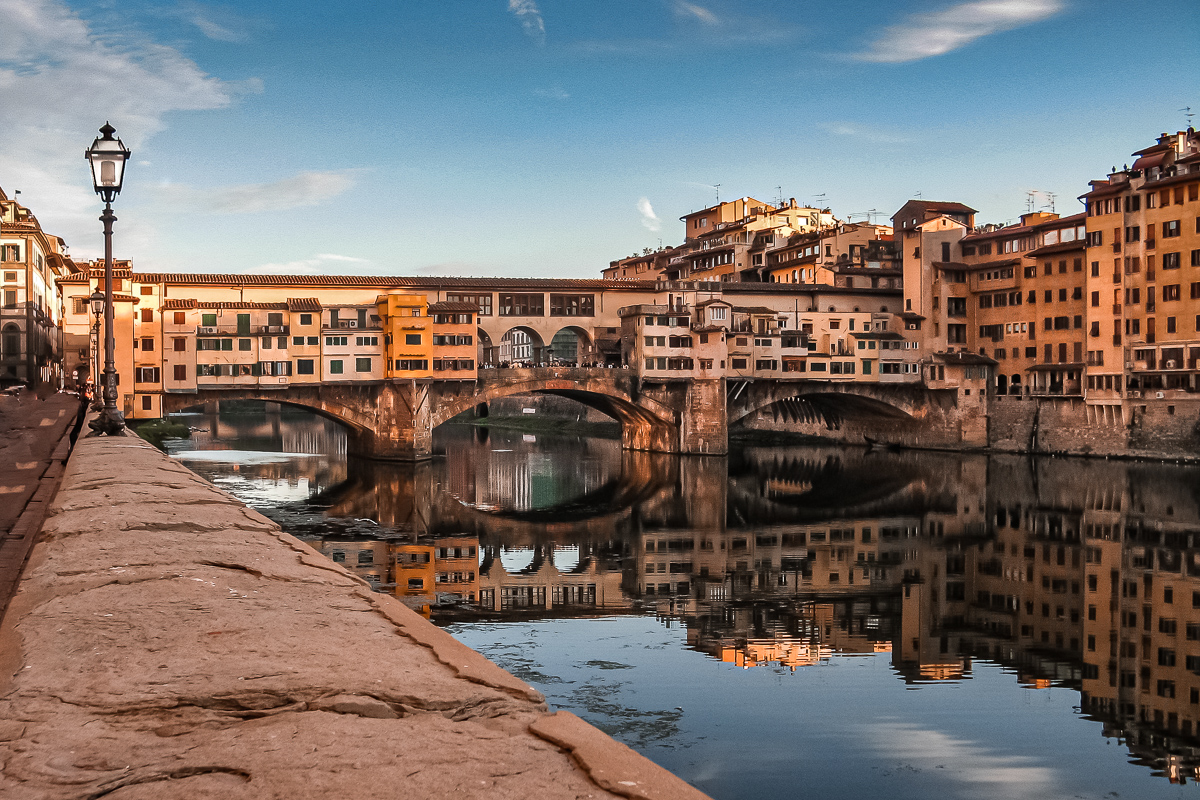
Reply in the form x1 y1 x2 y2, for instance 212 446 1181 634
162 368 971 460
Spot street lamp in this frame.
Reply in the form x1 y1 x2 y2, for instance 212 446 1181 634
89 289 104 410
84 122 130 435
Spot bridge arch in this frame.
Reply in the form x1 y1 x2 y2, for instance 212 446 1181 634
432 371 679 453
161 387 377 446
728 382 922 431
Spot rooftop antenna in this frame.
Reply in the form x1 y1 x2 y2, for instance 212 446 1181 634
914 190 922 199
775 185 784 207
1025 190 1037 214
1183 107 1195 128
714 184 721 204
1045 192 1056 213
814 192 827 206
866 208 879 223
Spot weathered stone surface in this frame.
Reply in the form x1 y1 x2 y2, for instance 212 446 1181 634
0 433 710 800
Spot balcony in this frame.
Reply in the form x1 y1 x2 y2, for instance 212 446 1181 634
325 320 365 330
256 325 289 334
196 326 239 336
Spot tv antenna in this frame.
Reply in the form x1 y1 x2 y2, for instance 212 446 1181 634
714 184 721 203
1183 107 1195 128
914 190 922 199
775 185 784 207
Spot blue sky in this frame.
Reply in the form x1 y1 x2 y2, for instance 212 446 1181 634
2 0 1197 277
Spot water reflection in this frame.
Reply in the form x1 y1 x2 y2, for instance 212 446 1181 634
167 404 1200 790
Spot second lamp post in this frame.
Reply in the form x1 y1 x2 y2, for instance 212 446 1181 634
84 122 130 435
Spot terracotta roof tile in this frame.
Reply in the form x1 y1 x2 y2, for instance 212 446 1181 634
287 298 323 312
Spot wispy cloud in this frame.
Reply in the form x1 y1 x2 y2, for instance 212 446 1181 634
175 1 256 43
819 121 909 145
857 0 1064 63
637 197 662 232
672 1 719 25
150 170 358 214
0 0 247 255
534 85 570 100
508 0 545 44
243 253 371 275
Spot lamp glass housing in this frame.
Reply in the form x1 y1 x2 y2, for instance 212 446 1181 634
85 123 131 201
89 290 105 315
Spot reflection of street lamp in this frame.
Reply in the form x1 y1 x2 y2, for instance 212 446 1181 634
89 289 104 410
84 122 130 435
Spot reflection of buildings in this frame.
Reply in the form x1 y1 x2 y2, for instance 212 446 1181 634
208 412 1200 785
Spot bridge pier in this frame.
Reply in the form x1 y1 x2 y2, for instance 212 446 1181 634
349 381 434 461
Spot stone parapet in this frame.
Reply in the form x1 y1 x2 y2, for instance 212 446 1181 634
0 432 710 800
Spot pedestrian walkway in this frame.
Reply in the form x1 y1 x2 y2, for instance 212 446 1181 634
0 392 83 621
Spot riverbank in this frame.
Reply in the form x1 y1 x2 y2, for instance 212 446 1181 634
0 430 709 799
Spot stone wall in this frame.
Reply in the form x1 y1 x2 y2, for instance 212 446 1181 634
0 431 711 800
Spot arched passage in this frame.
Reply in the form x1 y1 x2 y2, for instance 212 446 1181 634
476 328 495 367
498 326 545 367
548 326 593 366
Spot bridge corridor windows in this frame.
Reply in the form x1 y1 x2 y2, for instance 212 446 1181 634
499 293 544 316
549 294 594 317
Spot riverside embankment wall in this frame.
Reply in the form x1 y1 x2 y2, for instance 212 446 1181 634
739 393 1200 461
0 431 709 800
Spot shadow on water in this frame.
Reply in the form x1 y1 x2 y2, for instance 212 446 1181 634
168 406 1200 795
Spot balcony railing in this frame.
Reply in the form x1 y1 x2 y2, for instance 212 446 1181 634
256 325 289 334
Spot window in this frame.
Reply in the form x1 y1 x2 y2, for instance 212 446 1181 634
1164 220 1181 238
445 293 492 315
329 360 343 374
141 309 153 323
134 367 160 383
325 336 348 346
731 358 747 369
1 246 20 262
202 313 217 326
261 337 272 349
1165 284 1181 301
172 337 186 352
499 293 544 316
299 313 313 326
141 395 152 410
307 336 318 346
141 337 154 351
238 339 251 351
355 357 371 372
395 359 428 370
1164 252 1181 270
405 333 421 345
709 306 726 321
3 289 15 308
173 364 186 381
355 336 378 347
549 294 594 316
296 359 315 375
292 336 304 346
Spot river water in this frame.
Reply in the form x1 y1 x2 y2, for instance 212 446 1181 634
163 405 1200 800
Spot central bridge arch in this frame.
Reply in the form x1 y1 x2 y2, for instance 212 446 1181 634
431 368 679 453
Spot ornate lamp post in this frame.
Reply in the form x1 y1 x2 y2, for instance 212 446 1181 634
89 289 104 410
84 122 130 435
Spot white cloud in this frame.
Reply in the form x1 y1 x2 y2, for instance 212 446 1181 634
534 85 570 100
242 252 372 275
672 1 719 26
508 0 545 44
0 0 244 252
819 121 909 145
637 197 661 232
150 170 358 214
857 0 1064 63
865 722 1057 799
